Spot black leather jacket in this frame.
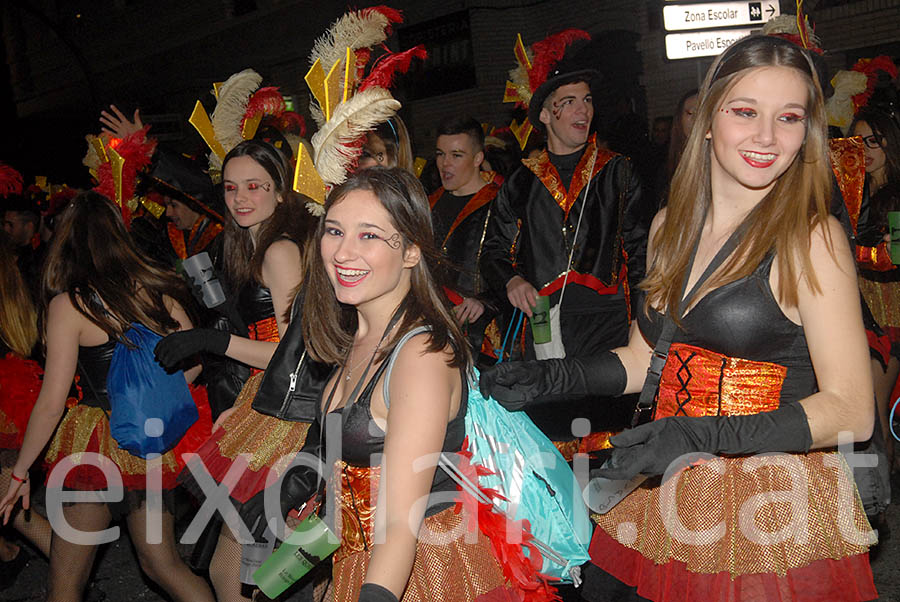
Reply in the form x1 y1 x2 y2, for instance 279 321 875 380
480 138 646 304
250 291 331 422
430 180 501 306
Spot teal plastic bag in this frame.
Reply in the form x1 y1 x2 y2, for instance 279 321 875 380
441 367 592 583
107 324 198 458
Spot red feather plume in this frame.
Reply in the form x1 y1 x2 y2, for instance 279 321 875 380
359 45 427 92
93 126 157 226
0 162 24 197
266 111 307 138
363 5 403 33
528 29 590 93
243 86 286 128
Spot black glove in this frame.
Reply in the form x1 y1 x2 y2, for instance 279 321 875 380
596 402 813 480
154 328 230 369
358 583 399 602
479 352 627 410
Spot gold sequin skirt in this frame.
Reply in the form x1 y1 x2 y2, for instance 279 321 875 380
589 451 878 601
181 372 311 504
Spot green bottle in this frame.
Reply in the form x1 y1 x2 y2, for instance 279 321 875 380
253 514 340 599
531 295 552 344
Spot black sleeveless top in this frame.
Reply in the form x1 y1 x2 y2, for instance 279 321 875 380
637 253 817 404
237 281 276 330
321 330 467 514
76 340 117 410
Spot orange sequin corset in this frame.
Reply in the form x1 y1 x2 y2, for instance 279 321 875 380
248 316 279 343
333 461 380 562
655 343 786 420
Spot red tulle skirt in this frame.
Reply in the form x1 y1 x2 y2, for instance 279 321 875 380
181 372 311 504
43 385 212 491
0 353 43 450
590 529 877 602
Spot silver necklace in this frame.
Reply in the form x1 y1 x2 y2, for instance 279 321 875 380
344 341 382 382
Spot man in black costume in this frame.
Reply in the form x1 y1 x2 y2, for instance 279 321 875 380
480 29 647 449
430 117 502 361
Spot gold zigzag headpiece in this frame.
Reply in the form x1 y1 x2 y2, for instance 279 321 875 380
292 6 419 216
189 69 288 181
503 34 535 150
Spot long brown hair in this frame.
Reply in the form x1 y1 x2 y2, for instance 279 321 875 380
302 167 469 368
366 116 415 174
0 234 38 356
221 140 316 293
41 191 197 341
643 35 832 319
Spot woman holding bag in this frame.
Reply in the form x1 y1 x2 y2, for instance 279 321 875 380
0 191 214 602
481 34 878 601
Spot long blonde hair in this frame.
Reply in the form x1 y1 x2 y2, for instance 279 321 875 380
0 236 38 356
643 35 832 319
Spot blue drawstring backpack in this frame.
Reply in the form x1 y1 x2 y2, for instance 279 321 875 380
107 324 198 458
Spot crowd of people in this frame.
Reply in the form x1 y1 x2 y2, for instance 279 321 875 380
0 7 899 602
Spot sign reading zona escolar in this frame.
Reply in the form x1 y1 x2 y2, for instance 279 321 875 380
663 1 779 31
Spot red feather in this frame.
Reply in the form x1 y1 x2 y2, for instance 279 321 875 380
364 5 404 34
93 126 157 226
0 163 23 197
452 438 562 602
243 86 286 128
359 45 427 92
266 111 307 138
0 353 43 449
528 29 590 93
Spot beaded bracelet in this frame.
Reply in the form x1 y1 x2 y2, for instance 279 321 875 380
9 472 27 484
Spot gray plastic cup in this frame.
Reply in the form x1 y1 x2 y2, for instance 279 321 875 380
182 252 226 308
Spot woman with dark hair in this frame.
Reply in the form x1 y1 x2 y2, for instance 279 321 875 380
0 191 214 602
482 35 878 601
851 106 900 471
357 116 415 173
664 88 699 189
155 138 319 602
0 233 52 590
240 167 511 601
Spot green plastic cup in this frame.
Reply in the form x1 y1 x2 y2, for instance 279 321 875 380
252 514 340 599
531 295 551 345
889 211 900 265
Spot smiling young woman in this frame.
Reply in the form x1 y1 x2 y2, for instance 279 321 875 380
238 168 516 601
482 34 878 602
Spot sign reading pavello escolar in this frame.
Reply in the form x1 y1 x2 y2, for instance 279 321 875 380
665 27 756 60
663 2 779 31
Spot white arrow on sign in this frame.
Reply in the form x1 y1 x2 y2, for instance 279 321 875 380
665 27 757 60
663 2 779 31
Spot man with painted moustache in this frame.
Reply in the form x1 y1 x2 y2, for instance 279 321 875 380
430 117 502 360
480 29 647 450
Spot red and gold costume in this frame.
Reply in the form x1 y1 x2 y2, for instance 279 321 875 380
583 254 877 602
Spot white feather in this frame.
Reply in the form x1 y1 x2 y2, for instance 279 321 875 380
310 10 393 72
212 69 263 155
311 87 400 186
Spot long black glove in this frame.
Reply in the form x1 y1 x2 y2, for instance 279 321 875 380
358 583 399 602
596 402 813 480
479 352 627 410
154 328 230 369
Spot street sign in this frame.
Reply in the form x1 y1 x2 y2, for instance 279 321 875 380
664 2 779 31
665 27 756 59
